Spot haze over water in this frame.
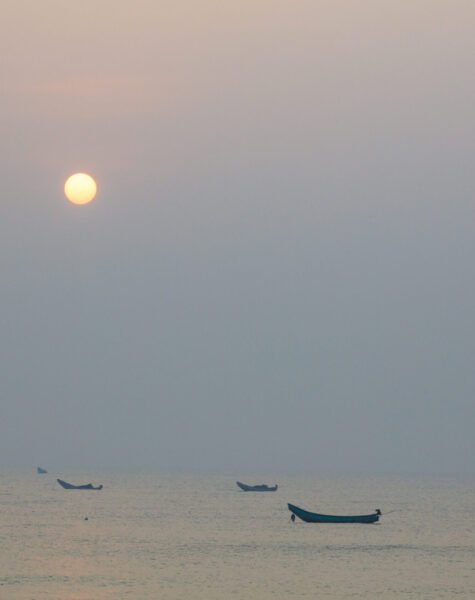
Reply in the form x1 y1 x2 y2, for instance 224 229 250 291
1 470 474 599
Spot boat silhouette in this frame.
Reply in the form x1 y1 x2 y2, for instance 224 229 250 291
288 503 381 523
236 481 278 492
57 478 103 490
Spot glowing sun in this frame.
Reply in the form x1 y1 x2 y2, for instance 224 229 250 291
64 173 97 205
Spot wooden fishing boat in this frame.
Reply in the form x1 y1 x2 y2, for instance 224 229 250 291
236 481 278 492
57 478 103 490
288 503 381 523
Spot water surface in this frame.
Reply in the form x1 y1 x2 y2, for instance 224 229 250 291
0 471 473 599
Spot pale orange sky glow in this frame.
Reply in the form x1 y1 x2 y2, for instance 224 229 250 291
2 1 475 184
3 0 475 179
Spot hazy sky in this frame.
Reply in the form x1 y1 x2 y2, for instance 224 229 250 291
1 1 474 474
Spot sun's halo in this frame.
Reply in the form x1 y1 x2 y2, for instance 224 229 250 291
64 173 97 205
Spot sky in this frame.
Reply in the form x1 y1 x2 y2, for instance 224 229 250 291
1 0 474 474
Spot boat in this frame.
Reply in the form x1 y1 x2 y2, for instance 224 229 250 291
57 478 103 490
236 481 278 492
37 467 48 474
288 503 381 523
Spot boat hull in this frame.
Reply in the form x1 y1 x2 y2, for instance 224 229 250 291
288 503 380 523
236 481 278 492
57 479 103 490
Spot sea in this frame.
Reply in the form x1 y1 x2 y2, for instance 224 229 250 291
0 470 474 599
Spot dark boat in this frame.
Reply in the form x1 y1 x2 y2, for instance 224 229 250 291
288 503 381 523
57 478 103 490
37 467 48 474
236 481 278 492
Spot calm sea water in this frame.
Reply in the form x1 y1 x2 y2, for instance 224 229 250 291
0 470 473 599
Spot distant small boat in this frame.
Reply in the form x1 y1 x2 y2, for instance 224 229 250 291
288 503 381 523
57 478 103 490
37 467 48 474
236 481 278 492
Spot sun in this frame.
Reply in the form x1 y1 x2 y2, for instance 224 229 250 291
64 173 97 205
